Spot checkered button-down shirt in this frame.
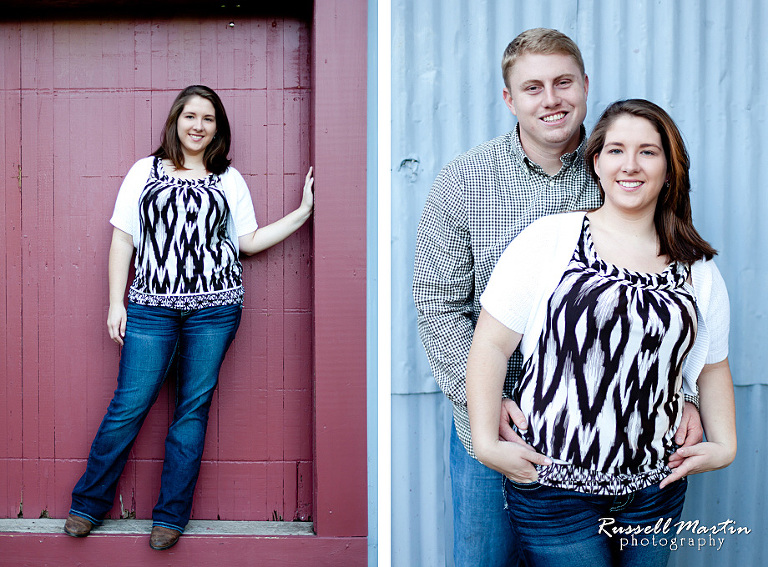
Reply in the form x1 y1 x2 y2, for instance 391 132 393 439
413 126 602 456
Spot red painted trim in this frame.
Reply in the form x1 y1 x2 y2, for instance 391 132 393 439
311 0 369 538
0 533 366 566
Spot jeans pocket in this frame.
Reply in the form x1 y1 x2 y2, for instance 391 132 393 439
505 477 542 491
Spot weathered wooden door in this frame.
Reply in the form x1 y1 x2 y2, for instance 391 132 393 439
1 16 313 523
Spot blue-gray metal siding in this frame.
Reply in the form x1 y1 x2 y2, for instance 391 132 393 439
391 0 767 565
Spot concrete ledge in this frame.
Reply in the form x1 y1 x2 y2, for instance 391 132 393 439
0 518 314 536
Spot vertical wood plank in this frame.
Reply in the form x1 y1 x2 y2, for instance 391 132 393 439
20 22 59 519
1 22 23 519
132 460 163 520
190 460 218 519
297 459 313 521
281 86 313 478
265 19 287 469
149 20 168 91
51 28 79 463
212 17 233 90
282 461 298 520
266 461 285 521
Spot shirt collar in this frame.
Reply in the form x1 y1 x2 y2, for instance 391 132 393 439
509 124 587 175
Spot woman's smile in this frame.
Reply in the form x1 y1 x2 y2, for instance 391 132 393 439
176 95 217 158
593 114 668 216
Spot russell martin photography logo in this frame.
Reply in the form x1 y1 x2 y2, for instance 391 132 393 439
598 517 751 551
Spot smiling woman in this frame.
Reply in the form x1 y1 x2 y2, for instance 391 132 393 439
176 98 217 161
65 85 314 551
593 115 668 216
586 99 717 266
466 99 736 567
153 86 232 179
588 114 670 273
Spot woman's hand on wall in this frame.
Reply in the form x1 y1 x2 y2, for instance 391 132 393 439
299 166 314 215
239 166 315 256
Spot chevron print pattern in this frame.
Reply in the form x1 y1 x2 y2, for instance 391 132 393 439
516 217 697 495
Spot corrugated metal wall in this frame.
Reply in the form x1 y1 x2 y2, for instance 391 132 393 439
391 1 767 565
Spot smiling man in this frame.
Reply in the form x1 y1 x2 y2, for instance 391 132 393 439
503 50 588 174
413 29 600 567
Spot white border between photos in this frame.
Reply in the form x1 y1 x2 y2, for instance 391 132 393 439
377 0 392 565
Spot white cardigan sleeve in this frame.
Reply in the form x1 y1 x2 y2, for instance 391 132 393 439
676 259 730 400
702 261 730 364
109 157 154 248
480 212 585 340
219 166 259 256
480 220 549 333
219 166 259 239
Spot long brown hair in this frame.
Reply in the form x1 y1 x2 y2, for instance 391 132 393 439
586 99 716 264
152 85 232 175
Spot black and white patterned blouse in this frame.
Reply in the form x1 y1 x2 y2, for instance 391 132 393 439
128 158 244 310
517 217 697 495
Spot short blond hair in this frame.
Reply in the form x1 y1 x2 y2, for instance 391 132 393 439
501 28 585 89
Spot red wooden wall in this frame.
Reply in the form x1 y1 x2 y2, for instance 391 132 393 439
0 16 314 523
2 2 368 562
311 0 369 538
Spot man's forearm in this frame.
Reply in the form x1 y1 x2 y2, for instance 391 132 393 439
416 309 474 404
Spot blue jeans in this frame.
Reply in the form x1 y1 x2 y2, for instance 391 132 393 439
504 476 688 567
70 302 242 532
450 422 521 567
